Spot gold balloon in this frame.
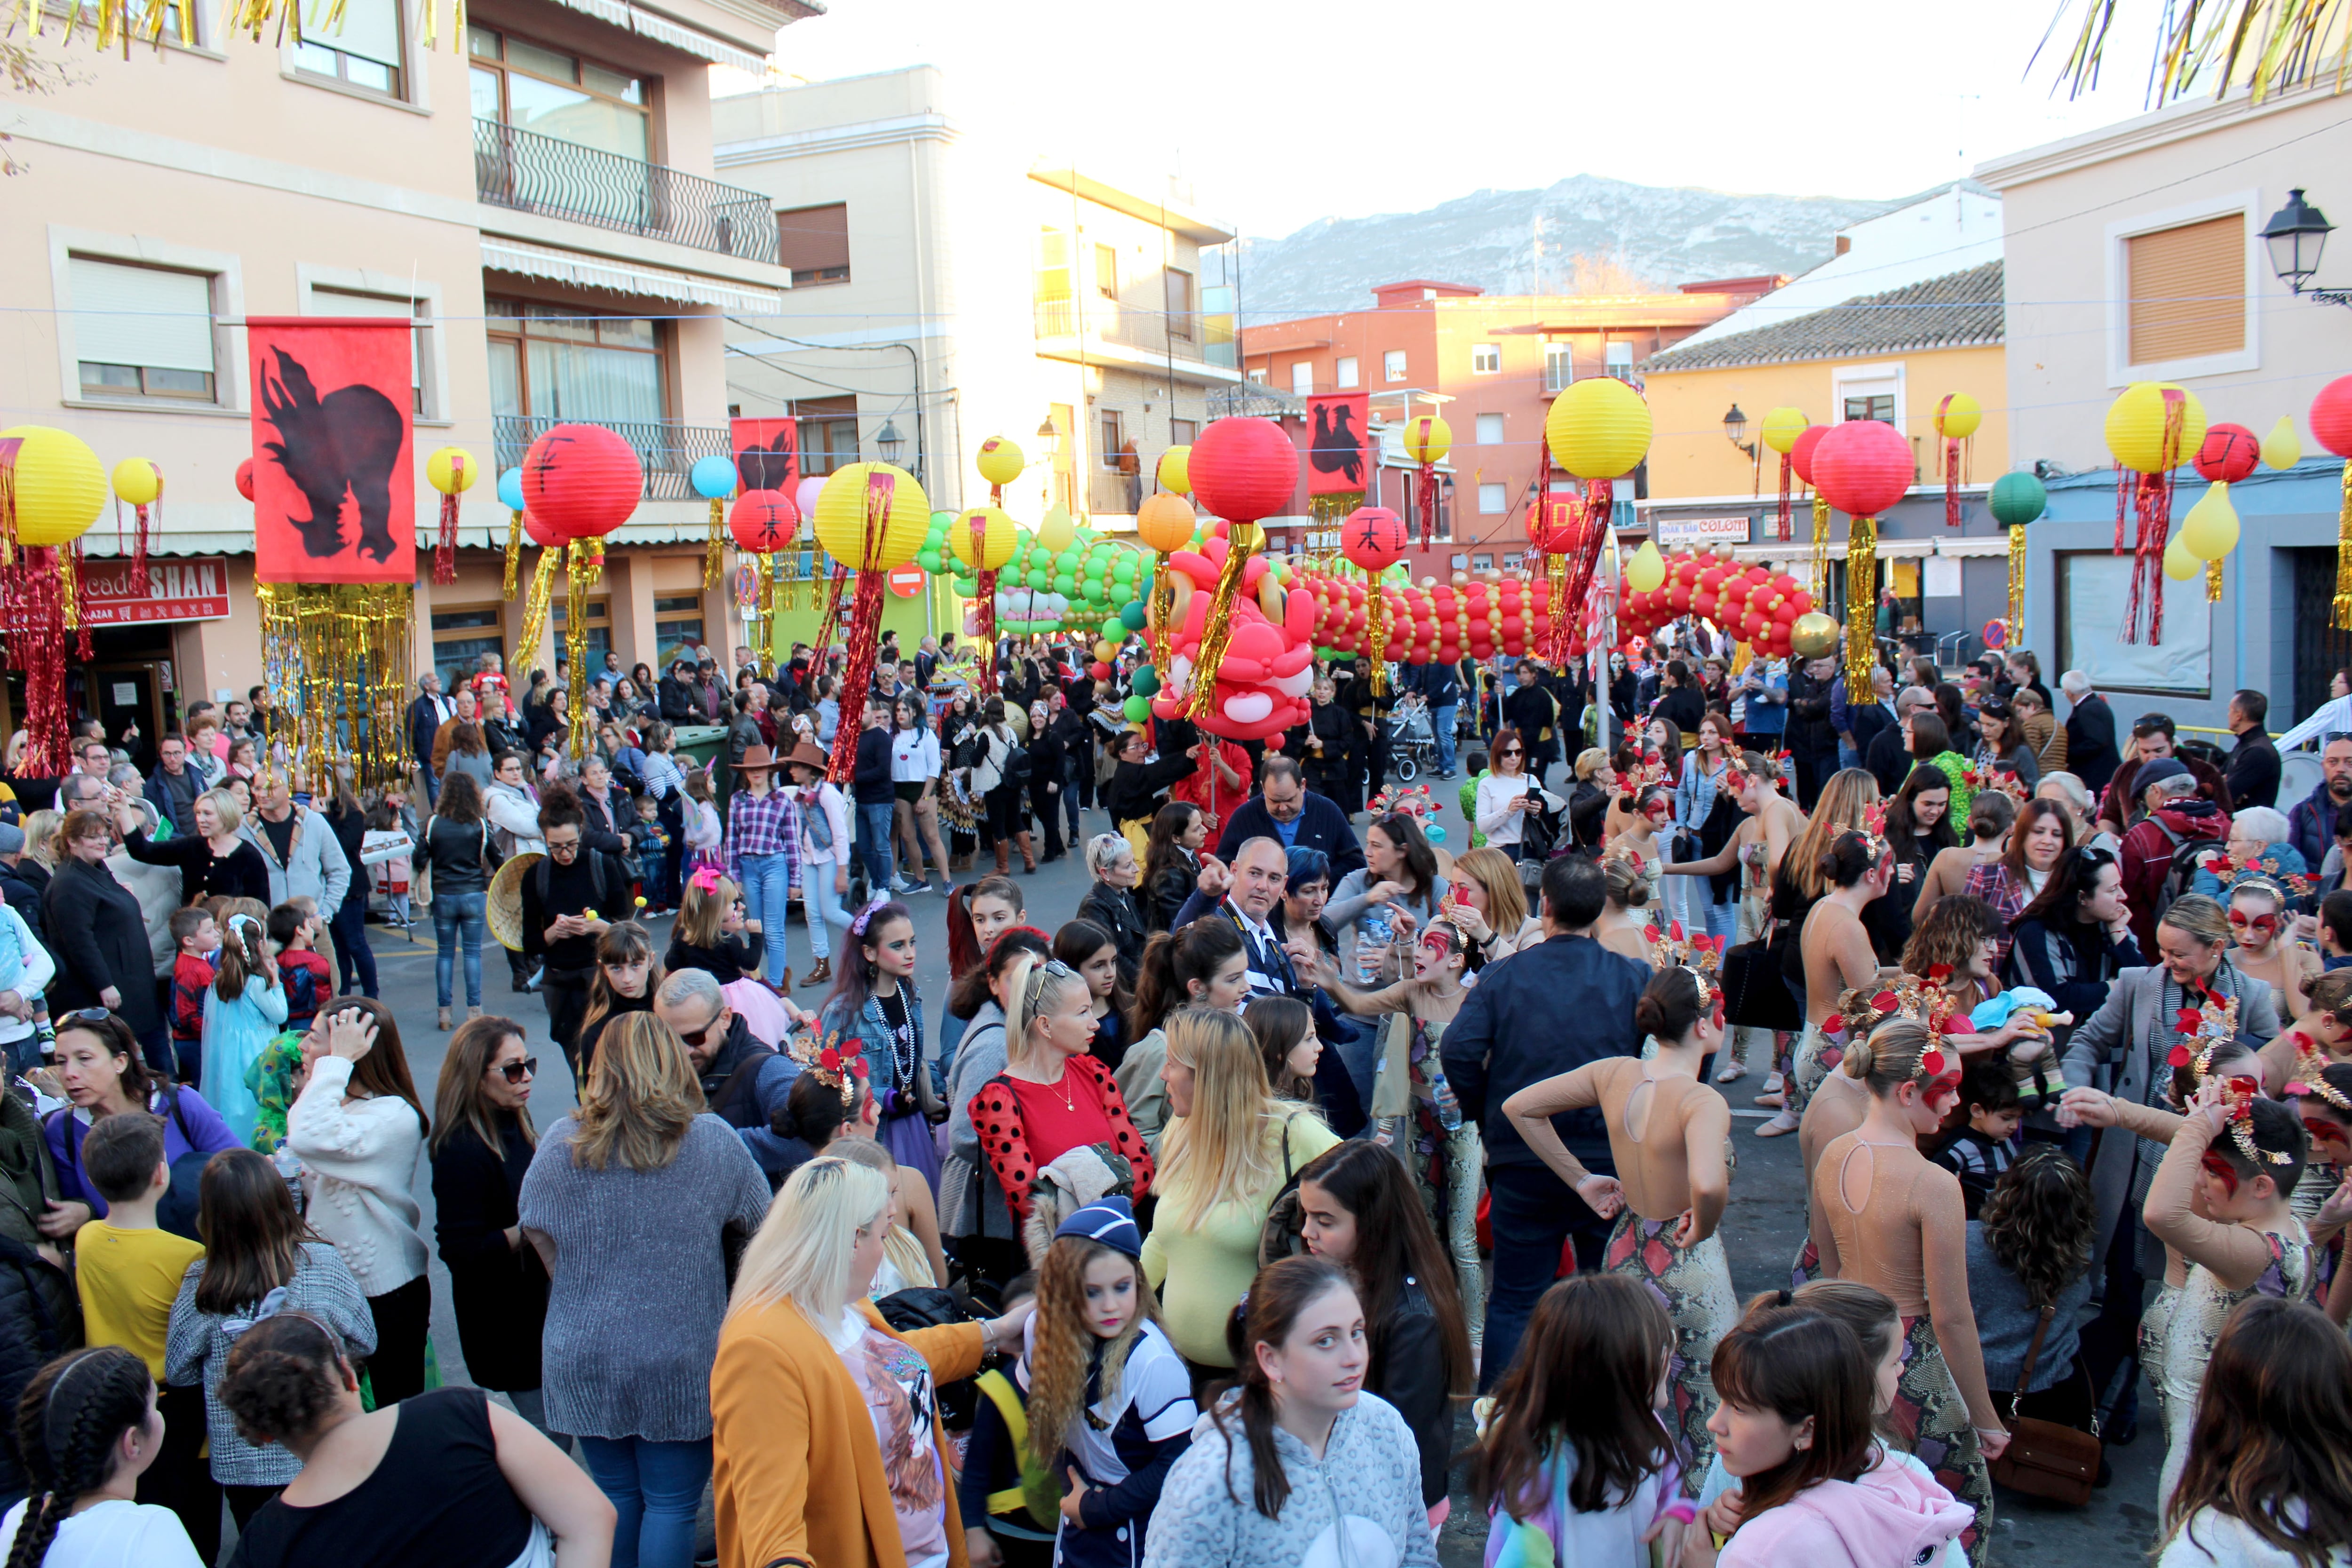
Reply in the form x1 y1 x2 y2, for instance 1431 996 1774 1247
1790 611 1840 659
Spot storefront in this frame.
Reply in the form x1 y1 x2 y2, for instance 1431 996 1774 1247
0 557 237 770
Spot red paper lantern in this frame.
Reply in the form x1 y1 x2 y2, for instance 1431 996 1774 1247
729 489 800 553
1811 421 1915 517
2314 375 2352 458
1341 505 1410 572
234 459 254 501
1189 417 1299 525
2194 424 2261 484
525 511 561 549
1790 425 1829 487
521 423 642 542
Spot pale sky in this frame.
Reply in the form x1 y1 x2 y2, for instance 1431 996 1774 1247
744 0 2177 238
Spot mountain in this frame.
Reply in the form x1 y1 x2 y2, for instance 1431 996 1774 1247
1219 174 1901 319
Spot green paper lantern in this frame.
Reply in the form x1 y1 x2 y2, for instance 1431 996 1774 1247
1120 600 1148 631
1987 471 2049 528
1123 694 1151 722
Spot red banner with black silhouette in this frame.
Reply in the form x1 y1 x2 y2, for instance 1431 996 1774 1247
1305 392 1372 498
247 318 416 583
731 416 800 494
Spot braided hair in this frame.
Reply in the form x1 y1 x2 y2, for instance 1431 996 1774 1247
7 1347 152 1568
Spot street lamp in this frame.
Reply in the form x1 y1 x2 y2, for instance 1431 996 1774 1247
2261 188 2351 308
1035 416 1062 459
1723 403 1755 459
875 418 905 465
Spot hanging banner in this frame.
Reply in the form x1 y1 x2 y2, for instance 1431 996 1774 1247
246 317 416 583
1305 392 1372 497
731 416 800 493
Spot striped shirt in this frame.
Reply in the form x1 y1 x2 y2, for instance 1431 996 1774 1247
724 787 802 886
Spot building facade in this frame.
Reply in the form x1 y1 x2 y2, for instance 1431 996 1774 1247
5 0 816 750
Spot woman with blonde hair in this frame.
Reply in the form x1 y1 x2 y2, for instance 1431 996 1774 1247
711 1155 1034 1568
19 807 61 871
1139 1007 1339 1379
519 1011 772 1568
1443 845 1540 966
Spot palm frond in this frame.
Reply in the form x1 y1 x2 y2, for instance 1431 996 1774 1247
2034 0 2350 103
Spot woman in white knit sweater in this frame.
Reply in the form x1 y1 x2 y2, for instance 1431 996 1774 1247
285 997 435 1404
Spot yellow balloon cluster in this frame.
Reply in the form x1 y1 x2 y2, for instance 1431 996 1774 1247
0 426 106 547
2104 383 2209 473
813 462 930 571
1761 408 1809 455
1546 379 1652 481
949 506 1017 570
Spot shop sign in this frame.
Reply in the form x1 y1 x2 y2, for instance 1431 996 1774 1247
78 558 232 626
1655 516 1752 546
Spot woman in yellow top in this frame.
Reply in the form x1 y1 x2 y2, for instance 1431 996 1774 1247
1138 1007 1339 1379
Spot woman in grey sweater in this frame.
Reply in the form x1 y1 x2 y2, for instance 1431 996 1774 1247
1142 1256 1437 1568
518 1011 772 1568
1965 1146 2100 1433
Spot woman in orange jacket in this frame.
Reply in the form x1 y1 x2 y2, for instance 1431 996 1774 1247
713 1150 1037 1568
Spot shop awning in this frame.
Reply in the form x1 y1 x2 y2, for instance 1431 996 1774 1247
1727 536 1938 564
536 0 771 74
1931 536 2013 557
481 238 785 314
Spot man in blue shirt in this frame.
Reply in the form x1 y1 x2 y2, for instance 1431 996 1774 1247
1734 656 1787 746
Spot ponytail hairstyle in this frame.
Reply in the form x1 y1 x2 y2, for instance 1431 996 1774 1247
1026 1234 1157 1471
217 1312 354 1451
6 1348 154 1568
1965 787 2018 844
1840 1016 1945 1098
948 926 1053 1023
1708 1303 1877 1522
2163 1297 2352 1567
1633 964 1707 1045
1244 994 1317 1101
213 897 273 1002
1214 1255 1360 1520
1127 918 1246 1040
1473 1274 1672 1518
676 869 741 950
769 1064 870 1150
1004 950 1084 1071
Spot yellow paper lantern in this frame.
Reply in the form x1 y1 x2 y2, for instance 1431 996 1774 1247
812 462 930 571
1545 379 1652 481
949 506 1017 570
0 426 106 546
1136 493 1194 553
110 457 163 507
2103 383 2209 474
976 436 1025 488
2180 483 2241 560
426 446 481 495
1761 407 1808 455
1036 504 1076 553
1933 392 1983 440
2263 414 2304 470
2163 532 2203 581
1400 416 1452 466
1157 446 1191 494
1625 538 1666 593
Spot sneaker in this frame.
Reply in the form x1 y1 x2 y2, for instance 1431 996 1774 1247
890 875 920 893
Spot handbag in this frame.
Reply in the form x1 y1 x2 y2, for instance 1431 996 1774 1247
1986 1304 2102 1506
1720 937 1804 1032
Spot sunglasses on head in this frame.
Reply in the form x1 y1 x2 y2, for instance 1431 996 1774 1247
494 1057 538 1084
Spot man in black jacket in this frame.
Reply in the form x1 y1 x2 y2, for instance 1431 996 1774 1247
1502 661 1562 788
2225 688 2280 811
1440 855 1650 1387
2061 670 2120 794
1653 659 1706 737
658 658 711 724
1784 654 1842 811
1867 687 1934 797
407 672 453 804
1211 756 1366 880
853 695 896 897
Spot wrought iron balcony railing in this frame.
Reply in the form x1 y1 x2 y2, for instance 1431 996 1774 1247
493 416 731 502
1033 297 1210 363
474 119 780 264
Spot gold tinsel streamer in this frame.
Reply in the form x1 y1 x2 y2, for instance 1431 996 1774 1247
1844 515 1877 698
1148 551 1177 673
502 510 523 600
56 547 78 634
254 581 413 796
753 553 776 666
1185 522 1259 721
2008 524 2028 637
1811 493 1832 605
704 497 725 590
565 549 592 760
1366 584 1390 695
517 546 563 670
2335 462 2352 631
2207 556 2224 604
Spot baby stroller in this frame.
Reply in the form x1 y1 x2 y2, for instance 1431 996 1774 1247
1388 691 1437 783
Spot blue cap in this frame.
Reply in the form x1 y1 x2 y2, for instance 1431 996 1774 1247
1054 1195 1142 1259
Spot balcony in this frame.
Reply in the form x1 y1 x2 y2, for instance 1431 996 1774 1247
1089 470 1144 517
475 120 779 265
493 416 731 501
1032 296 1240 384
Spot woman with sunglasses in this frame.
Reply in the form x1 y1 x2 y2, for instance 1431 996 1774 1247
1473 726 1564 864
429 1015 555 1439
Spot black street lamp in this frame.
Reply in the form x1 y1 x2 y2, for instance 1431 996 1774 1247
875 418 905 465
2261 188 2352 308
1723 403 1756 459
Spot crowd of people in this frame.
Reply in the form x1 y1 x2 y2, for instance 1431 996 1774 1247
6 628 2352 1568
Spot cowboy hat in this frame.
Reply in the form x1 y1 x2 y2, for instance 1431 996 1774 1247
783 740 829 774
487 851 545 952
736 744 778 775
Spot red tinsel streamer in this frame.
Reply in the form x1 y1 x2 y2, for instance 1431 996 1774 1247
1777 453 1794 542
1943 438 1963 529
434 453 464 586
2121 390 2188 646
1417 461 1440 550
825 470 897 783
814 557 851 661
3 546 69 774
129 501 151 595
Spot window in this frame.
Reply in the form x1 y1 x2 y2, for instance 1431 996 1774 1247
1095 243 1118 300
1544 341 1573 394
777 204 850 288
1843 393 1896 425
795 395 859 476
485 298 665 430
469 26 648 162
1502 553 1523 573
1478 482 1508 515
1170 419 1197 446
2126 213 2246 364
1100 410 1126 470
1471 553 1494 572
1471 343 1500 374
1246 368 1268 385
654 596 705 667
1335 355 1359 389
1290 361 1314 396
1475 413 1505 446
2059 550 2210 696
431 605 506 694
1383 349 1407 382
1164 268 1192 340
313 288 431 416
1605 341 1634 380
1035 229 1073 336
1201 284 1236 369
548 597 612 670
71 257 217 402
294 0 403 97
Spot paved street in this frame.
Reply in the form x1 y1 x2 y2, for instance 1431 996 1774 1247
360 782 2160 1568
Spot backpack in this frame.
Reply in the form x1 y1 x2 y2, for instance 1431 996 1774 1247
2157 830 2227 927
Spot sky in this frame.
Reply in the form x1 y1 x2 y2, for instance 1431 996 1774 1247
740 0 2183 239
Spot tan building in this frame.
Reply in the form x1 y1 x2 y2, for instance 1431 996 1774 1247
710 64 1241 546
3 0 813 745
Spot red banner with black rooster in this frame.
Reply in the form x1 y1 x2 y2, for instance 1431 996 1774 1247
247 318 416 584
1305 392 1372 498
731 416 800 494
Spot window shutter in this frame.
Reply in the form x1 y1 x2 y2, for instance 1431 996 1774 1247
2127 214 2245 364
69 258 215 372
777 204 850 273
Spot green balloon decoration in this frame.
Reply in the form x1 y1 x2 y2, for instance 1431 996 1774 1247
1120 600 1148 631
1054 574 1077 596
1131 666 1160 697
1112 557 1136 581
1123 694 1151 722
1027 568 1050 590
918 549 940 573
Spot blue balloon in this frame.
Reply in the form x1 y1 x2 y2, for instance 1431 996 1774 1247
689 454 738 501
496 466 525 512
1424 823 1447 844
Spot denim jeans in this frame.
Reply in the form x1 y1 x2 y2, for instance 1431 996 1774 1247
737 851 793 986
858 801 897 896
329 897 377 998
1703 895 1737 944
577 1434 712 1568
1482 1160 1617 1390
1431 703 1458 773
433 889 488 1009
801 853 852 963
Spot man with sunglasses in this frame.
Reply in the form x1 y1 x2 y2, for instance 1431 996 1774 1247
652 968 803 1178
